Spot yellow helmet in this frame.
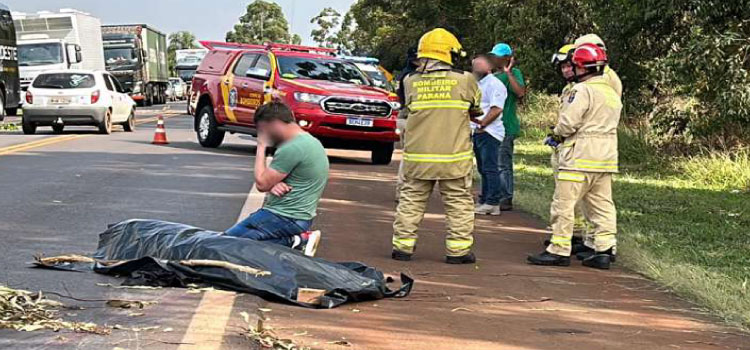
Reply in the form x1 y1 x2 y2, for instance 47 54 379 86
417 28 464 65
551 44 576 64
575 34 607 51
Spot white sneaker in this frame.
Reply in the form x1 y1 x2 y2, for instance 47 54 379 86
475 204 501 216
304 230 322 257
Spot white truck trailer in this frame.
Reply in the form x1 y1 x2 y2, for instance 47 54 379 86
13 9 104 90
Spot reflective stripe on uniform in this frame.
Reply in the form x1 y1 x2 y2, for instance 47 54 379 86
403 150 473 163
409 100 472 111
393 236 417 248
557 171 585 182
550 235 572 247
446 237 474 251
573 159 618 170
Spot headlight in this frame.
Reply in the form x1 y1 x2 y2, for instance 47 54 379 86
388 101 402 110
294 92 326 104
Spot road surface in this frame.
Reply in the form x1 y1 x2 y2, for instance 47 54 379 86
1 102 748 350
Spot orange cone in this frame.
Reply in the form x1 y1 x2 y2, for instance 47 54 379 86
152 115 169 145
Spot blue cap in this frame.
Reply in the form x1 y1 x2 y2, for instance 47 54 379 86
489 43 513 57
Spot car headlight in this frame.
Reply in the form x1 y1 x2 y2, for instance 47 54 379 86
294 92 326 104
388 101 402 110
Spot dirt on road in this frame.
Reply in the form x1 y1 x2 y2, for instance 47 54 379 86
258 149 749 350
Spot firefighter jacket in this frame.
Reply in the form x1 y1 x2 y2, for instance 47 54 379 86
401 59 482 180
555 75 622 175
604 66 622 97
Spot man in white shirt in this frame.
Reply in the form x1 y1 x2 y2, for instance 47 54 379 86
471 55 508 216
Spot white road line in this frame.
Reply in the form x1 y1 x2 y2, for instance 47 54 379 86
177 181 263 350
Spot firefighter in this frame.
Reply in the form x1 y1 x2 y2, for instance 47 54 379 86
392 28 483 264
528 43 621 269
574 34 622 97
547 44 595 258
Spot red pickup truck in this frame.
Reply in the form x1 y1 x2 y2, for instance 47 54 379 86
189 41 401 164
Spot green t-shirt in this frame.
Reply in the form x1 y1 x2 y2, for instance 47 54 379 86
264 133 329 221
494 67 526 137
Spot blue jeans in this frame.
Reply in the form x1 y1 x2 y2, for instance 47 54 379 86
473 132 502 205
498 134 516 203
225 209 312 247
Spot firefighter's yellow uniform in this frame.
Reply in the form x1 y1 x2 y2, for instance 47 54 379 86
552 82 594 248
547 75 621 256
392 50 482 257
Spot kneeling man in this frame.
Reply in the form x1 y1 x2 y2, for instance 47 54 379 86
225 102 329 256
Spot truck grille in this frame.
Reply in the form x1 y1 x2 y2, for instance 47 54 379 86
322 97 392 117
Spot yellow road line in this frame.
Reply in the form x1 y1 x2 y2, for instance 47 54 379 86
177 182 266 350
177 290 237 350
0 135 87 156
0 113 183 157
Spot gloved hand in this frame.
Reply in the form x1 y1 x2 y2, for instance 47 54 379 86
544 136 560 148
544 132 564 148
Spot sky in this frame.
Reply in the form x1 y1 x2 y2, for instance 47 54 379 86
4 0 357 45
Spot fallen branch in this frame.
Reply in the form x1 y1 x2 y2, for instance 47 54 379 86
34 254 95 265
178 260 271 277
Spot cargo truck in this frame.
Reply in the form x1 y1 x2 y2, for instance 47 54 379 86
0 3 20 119
13 9 104 91
102 24 168 106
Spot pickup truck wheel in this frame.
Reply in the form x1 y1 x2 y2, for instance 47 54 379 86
98 110 113 135
196 105 224 148
372 143 395 165
52 124 64 134
22 119 36 135
123 111 136 132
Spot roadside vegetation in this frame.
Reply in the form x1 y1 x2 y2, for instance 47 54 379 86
515 92 750 328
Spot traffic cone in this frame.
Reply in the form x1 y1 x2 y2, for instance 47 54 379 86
152 115 169 145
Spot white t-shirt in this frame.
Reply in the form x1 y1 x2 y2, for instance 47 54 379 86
471 74 507 142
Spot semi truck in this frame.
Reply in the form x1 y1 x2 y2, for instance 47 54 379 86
13 9 104 91
0 3 20 119
102 24 168 106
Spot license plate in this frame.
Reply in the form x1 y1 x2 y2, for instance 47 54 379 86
49 97 70 104
346 117 373 127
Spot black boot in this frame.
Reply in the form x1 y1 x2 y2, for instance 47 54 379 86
527 251 571 266
446 252 476 264
572 243 594 255
582 248 615 269
391 250 412 261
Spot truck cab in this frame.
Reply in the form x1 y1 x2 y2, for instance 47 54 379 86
191 41 401 165
17 38 81 89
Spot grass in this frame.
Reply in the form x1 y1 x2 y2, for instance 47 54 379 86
514 93 750 328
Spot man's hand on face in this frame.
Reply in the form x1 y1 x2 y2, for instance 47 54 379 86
257 131 271 148
270 182 292 197
503 58 514 73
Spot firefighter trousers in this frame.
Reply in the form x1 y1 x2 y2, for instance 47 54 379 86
551 150 594 248
547 171 617 256
393 174 474 257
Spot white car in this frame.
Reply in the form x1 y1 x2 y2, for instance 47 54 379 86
22 70 136 134
169 78 186 100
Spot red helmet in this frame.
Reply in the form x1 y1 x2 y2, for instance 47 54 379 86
572 43 608 70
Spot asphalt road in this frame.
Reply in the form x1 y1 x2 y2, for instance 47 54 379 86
0 102 262 349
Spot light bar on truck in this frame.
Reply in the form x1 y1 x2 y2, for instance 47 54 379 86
199 41 337 55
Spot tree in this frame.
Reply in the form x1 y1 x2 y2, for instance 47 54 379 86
226 0 298 44
310 7 341 48
167 31 198 75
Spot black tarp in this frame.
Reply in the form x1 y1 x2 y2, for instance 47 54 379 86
39 219 413 308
